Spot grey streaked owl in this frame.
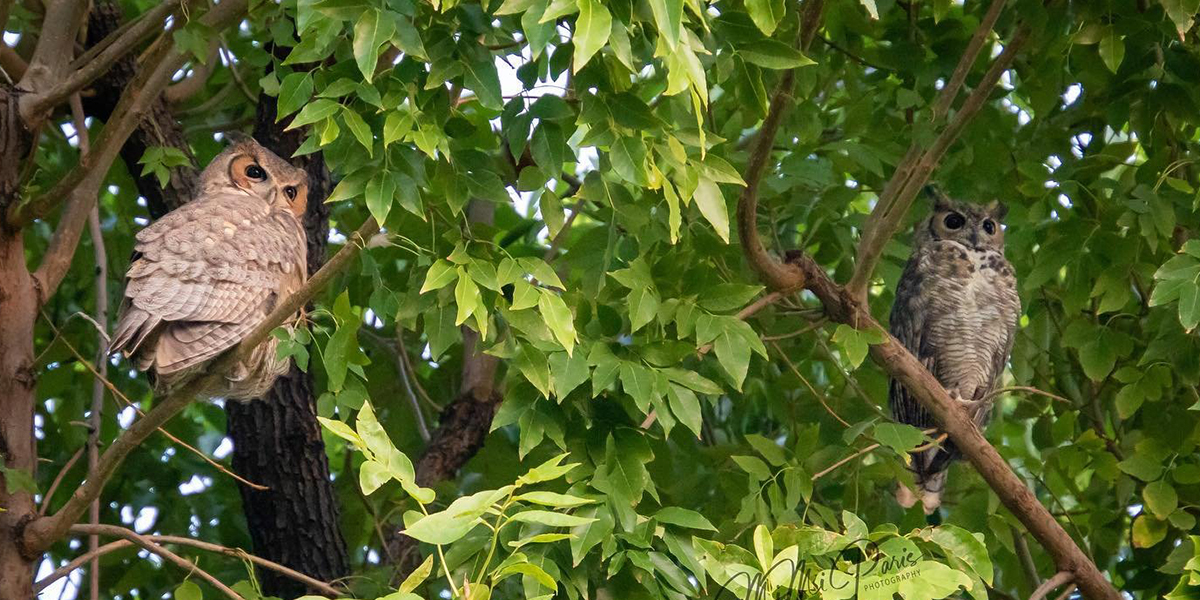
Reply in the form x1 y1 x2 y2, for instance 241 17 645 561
109 137 309 400
887 187 1020 514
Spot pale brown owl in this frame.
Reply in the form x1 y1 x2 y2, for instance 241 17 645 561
109 137 309 400
888 187 1020 514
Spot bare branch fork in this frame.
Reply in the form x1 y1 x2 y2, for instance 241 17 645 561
20 218 380 555
734 1 1119 599
33 524 344 597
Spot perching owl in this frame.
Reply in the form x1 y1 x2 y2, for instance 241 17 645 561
888 188 1020 514
109 137 309 400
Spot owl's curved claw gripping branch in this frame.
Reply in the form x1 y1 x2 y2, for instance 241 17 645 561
20 218 380 556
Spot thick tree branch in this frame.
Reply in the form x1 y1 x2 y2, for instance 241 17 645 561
735 0 824 293
63 524 246 600
18 0 182 122
20 218 379 555
7 0 246 228
17 0 89 105
0 43 27 81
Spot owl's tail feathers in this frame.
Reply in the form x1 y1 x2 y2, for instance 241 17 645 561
109 305 161 365
898 448 950 515
895 474 946 515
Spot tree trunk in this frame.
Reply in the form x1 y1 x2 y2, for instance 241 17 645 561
0 87 38 600
222 90 348 597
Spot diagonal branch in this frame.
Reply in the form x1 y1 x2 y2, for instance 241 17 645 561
8 0 247 229
18 0 183 123
20 218 379 555
32 524 346 596
63 524 246 600
846 1 1022 301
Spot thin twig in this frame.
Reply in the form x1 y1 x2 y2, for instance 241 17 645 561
770 340 851 428
1028 571 1073 600
38 447 84 516
397 327 441 411
986 385 1070 404
396 327 432 443
65 524 247 600
74 89 107 600
34 540 133 593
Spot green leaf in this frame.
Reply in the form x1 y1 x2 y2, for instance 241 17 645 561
515 344 553 397
342 107 374 153
572 0 611 71
731 455 772 480
174 581 203 600
287 99 340 129
714 330 750 390
654 507 716 530
399 555 434 593
515 491 596 507
666 384 703 438
517 453 580 485
647 0 682 48
620 362 658 412
510 509 598 527
365 171 395 224
549 349 590 398
745 0 785 36
692 176 729 243
538 290 577 355
403 488 511 544
1146 480 1180 519
277 72 314 118
520 257 566 289
746 434 787 466
1099 28 1124 73
454 268 481 326
738 40 816 70
570 506 614 565
421 260 458 293
353 9 396 82
873 423 926 454
927 525 993 585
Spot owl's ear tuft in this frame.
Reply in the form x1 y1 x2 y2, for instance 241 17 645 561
923 184 953 211
986 199 1009 221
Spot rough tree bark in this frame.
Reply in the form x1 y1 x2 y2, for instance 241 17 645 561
0 88 38 600
223 91 350 598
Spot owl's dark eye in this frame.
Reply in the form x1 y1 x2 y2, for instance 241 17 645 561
284 186 297 200
983 219 996 235
943 213 966 230
245 164 267 180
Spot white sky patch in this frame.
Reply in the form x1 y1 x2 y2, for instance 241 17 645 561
3 32 20 45
328 228 347 244
118 405 137 428
36 557 81 600
179 474 213 495
59 122 79 148
1045 155 1062 170
363 308 384 329
1062 83 1082 107
214 437 234 459
1058 194 1072 209
133 506 158 533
